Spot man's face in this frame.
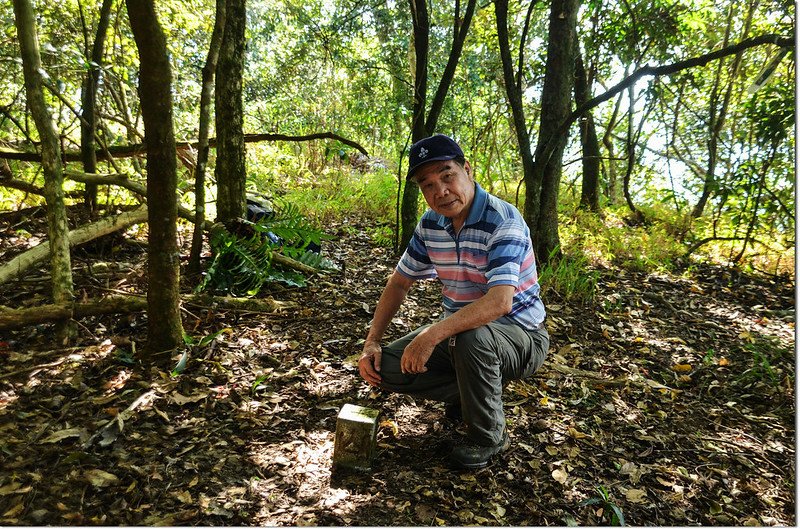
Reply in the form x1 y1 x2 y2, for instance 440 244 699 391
414 159 475 227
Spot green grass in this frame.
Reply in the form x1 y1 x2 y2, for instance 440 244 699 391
247 144 398 226
538 248 598 305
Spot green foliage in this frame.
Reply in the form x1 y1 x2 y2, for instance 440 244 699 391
745 81 794 146
255 160 398 226
580 486 626 526
198 201 335 296
367 224 395 248
251 373 272 394
737 336 792 387
560 207 685 274
538 248 598 305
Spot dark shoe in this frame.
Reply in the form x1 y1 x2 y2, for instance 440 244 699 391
449 430 510 469
444 403 462 422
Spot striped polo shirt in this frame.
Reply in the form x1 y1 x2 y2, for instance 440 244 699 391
397 182 546 331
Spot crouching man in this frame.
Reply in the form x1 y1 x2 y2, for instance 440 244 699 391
358 134 549 469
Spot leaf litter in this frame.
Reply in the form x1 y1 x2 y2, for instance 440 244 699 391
0 211 794 525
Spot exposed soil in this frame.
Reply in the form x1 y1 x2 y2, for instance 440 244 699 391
0 206 794 526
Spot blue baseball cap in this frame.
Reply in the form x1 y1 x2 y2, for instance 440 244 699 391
407 134 464 179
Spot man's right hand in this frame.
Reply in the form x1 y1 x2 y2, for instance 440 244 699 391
359 341 383 387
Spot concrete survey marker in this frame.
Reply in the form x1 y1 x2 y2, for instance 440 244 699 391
333 404 380 470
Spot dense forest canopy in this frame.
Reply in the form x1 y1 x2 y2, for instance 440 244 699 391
0 0 794 269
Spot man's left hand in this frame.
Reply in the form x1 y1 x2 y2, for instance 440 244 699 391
400 330 436 374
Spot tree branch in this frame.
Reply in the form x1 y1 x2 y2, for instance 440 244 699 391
0 131 369 162
537 34 794 169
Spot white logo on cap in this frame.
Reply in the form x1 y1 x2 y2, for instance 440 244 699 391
419 147 428 159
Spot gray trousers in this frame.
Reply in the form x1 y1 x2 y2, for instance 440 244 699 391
378 321 549 446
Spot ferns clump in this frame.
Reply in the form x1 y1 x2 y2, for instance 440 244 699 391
199 200 336 295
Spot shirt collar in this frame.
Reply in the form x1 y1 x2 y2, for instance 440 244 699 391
435 182 487 229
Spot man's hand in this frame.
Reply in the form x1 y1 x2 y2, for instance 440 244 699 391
359 340 383 387
400 329 436 374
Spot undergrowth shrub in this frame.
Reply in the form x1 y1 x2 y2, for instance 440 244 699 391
538 248 598 305
250 149 397 226
199 200 335 295
560 206 685 273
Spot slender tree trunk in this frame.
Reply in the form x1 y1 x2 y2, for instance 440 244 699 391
531 0 580 262
126 0 184 358
602 89 624 205
398 0 429 254
188 0 227 277
214 0 247 224
495 0 537 220
13 0 75 343
622 84 640 219
574 48 600 212
424 0 476 132
397 0 475 254
733 140 776 263
80 0 114 215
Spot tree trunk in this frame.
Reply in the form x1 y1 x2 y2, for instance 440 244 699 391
424 0 477 133
126 0 184 357
622 84 641 220
214 0 247 224
530 0 580 262
398 0 429 254
397 0 475 254
13 0 75 342
80 0 114 215
602 92 624 205
692 1 755 218
574 49 600 212
495 0 537 218
189 0 227 277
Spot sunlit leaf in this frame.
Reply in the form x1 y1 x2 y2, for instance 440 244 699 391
552 468 569 484
84 469 119 488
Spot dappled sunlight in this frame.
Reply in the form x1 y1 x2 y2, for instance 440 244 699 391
0 389 18 412
247 428 369 525
0 210 793 525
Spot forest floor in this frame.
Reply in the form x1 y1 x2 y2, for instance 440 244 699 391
0 206 795 526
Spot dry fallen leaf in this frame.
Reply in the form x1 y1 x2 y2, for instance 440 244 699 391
552 468 569 484
41 428 88 444
84 469 119 488
171 391 209 405
567 427 590 440
172 490 193 504
625 488 648 503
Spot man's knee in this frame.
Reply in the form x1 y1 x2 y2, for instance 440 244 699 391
453 326 498 365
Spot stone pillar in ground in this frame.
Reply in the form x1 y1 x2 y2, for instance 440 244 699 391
333 404 380 470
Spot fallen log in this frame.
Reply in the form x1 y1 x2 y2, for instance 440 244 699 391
0 295 146 330
0 205 149 284
0 293 293 331
0 206 323 286
183 293 292 312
